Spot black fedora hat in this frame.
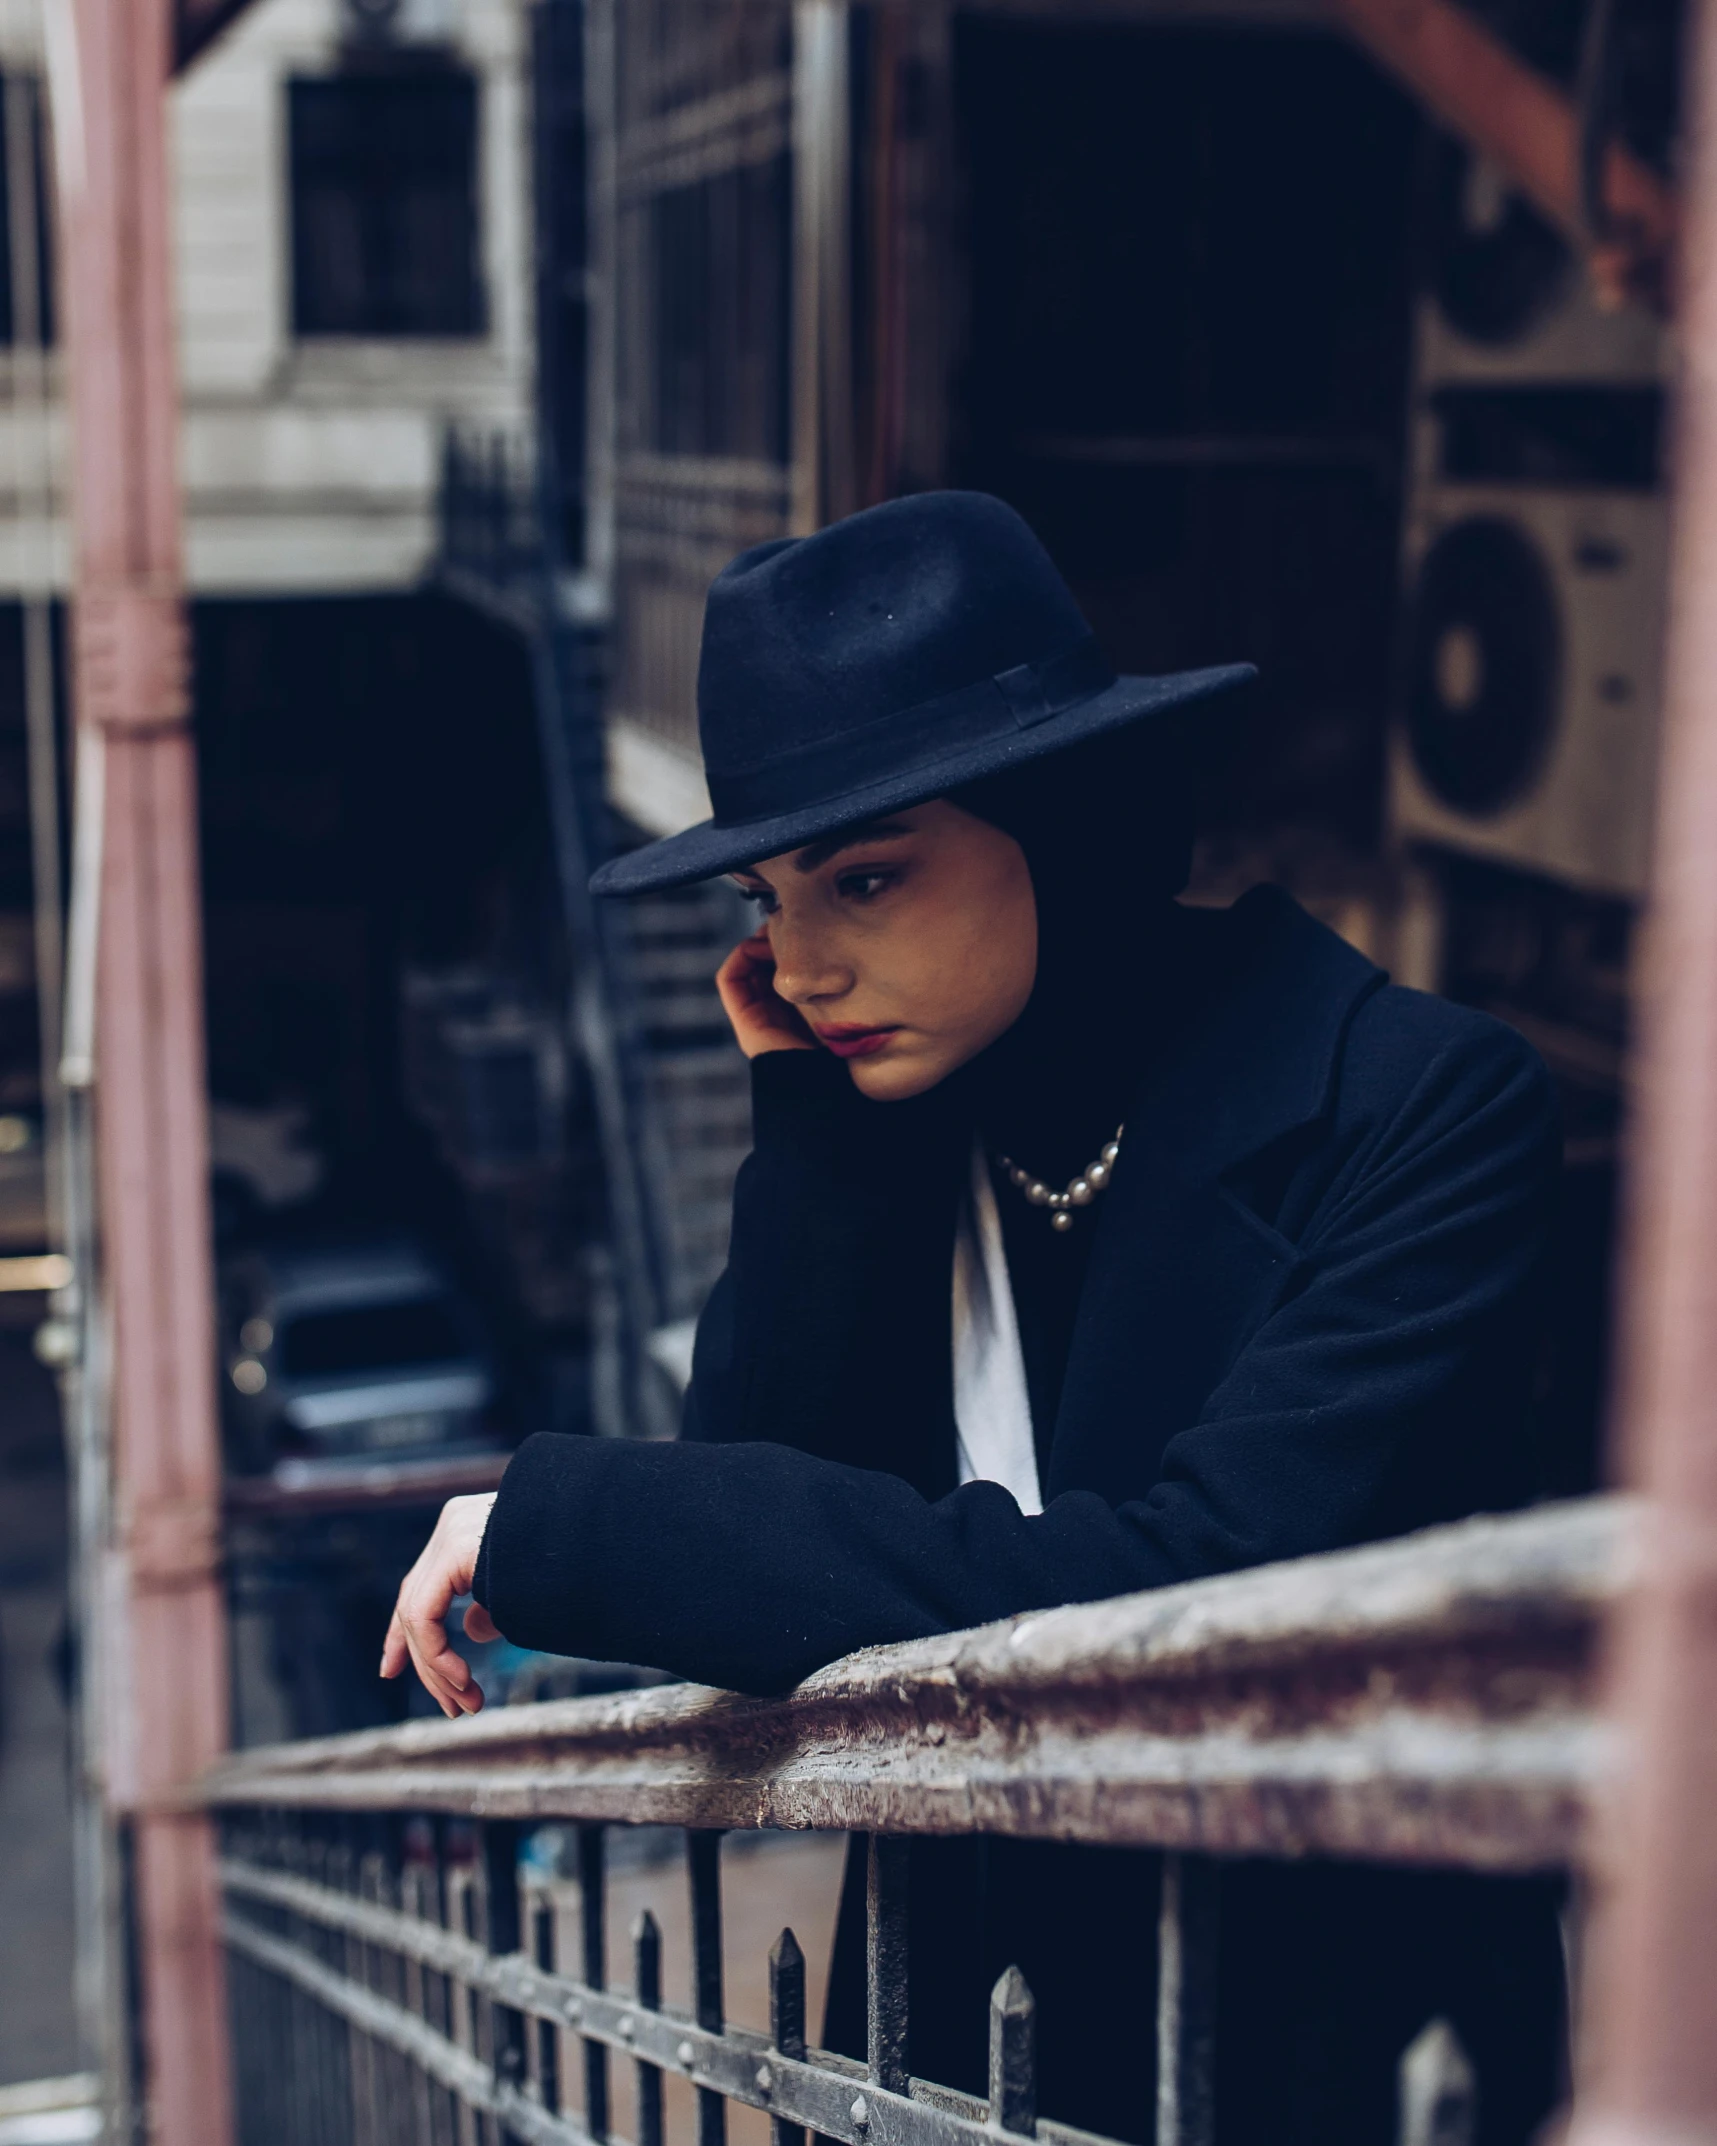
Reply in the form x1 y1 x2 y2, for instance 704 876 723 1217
591 491 1255 896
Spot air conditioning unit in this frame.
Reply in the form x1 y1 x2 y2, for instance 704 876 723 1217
1389 141 1668 900
1416 140 1667 385
1392 488 1666 896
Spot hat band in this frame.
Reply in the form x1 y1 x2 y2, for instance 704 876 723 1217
705 635 1115 826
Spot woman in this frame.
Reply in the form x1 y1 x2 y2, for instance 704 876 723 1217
383 492 1565 2146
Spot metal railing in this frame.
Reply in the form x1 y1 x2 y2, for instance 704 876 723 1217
438 424 549 631
200 1497 1627 2146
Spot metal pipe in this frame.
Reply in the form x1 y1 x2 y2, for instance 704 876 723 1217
5 64 64 1217
46 0 233 2142
791 1 853 535
1325 0 1676 307
1565 0 1717 2131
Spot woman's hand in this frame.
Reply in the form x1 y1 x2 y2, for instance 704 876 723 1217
379 1492 498 1717
716 929 817 1059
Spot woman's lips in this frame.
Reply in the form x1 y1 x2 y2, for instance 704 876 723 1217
813 1024 902 1059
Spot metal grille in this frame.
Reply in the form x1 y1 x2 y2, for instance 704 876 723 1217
219 1818 1482 2146
208 1499 1618 2146
610 0 798 769
622 878 751 1320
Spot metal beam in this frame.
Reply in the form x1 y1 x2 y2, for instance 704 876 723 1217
1567 0 1717 2130
1324 0 1677 308
48 0 233 2141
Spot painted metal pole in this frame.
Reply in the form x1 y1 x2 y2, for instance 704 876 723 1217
1566 0 1717 2137
47 1 233 2143
1325 0 1676 305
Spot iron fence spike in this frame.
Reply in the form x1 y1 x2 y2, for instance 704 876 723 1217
633 1908 662 2010
770 1926 808 2061
989 1964 1037 2136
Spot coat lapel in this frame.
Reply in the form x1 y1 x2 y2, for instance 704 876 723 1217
1044 887 1386 1503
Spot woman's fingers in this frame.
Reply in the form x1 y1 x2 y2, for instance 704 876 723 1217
716 931 817 1057
463 1601 500 1645
715 932 772 1015
382 1493 498 1716
379 1610 409 1680
406 1630 482 1717
399 1600 480 1717
396 1564 475 1716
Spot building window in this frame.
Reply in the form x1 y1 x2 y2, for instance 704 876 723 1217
288 70 483 337
645 152 792 464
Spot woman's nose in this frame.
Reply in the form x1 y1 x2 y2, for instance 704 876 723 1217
768 921 852 1006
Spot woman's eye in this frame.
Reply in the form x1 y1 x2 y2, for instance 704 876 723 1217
837 869 896 903
735 883 778 915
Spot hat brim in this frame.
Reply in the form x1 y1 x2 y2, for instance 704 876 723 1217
590 662 1256 896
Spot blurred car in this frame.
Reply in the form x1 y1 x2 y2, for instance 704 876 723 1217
218 1238 501 1489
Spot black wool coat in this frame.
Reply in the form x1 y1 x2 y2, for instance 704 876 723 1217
476 886 1568 2146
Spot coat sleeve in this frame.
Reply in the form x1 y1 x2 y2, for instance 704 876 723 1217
677 1047 965 1493
475 1017 1558 1695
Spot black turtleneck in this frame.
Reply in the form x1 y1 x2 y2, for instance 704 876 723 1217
949 724 1202 1459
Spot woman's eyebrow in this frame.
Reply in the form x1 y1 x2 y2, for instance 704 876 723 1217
792 819 913 874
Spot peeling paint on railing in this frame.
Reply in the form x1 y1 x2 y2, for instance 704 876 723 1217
199 1497 1633 1871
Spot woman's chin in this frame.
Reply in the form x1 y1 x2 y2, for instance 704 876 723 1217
845 1049 942 1101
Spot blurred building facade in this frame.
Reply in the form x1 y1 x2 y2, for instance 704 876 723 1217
0 0 534 592
569 0 1676 1494
0 0 1668 1477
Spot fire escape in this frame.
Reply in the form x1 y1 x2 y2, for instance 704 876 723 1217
435 0 753 1438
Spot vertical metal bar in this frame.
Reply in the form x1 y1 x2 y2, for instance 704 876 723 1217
431 1820 462 2146
769 1929 807 2146
688 1832 727 2146
293 1820 322 2146
45 0 233 2133
790 0 854 534
402 1821 438 2146
283 1819 314 2146
583 0 617 597
482 1824 526 2142
578 1825 610 2142
332 1820 371 2146
327 1818 357 2146
1155 1855 1218 2146
529 0 675 1429
6 64 64 1250
450 1827 483 2146
374 1817 410 2146
633 1910 663 2146
865 1837 909 2097
1563 3 1717 2141
860 7 903 509
534 1886 562 2116
458 1851 489 2146
989 1967 1037 2138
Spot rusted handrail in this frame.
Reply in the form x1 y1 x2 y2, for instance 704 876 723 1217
201 1496 1630 1872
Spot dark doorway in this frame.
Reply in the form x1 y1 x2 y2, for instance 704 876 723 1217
953 20 1421 857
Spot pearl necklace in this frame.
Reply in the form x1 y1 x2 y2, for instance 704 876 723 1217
996 1124 1124 1233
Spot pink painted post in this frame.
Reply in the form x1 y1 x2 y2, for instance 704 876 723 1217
52 2 233 2143
1566 0 1717 2138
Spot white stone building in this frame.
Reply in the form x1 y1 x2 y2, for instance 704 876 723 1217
0 0 535 598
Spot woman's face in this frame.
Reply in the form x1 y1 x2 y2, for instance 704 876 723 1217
733 800 1038 1100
